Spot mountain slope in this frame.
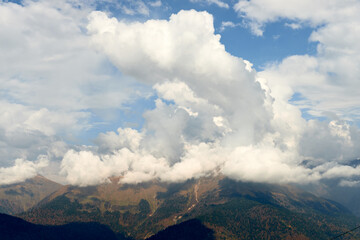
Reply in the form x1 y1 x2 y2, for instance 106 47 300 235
18 176 360 239
302 159 360 217
0 175 62 214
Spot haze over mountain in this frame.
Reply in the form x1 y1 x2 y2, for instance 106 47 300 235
300 159 360 217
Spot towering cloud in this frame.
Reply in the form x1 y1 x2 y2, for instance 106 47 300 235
1 1 359 187
59 9 360 186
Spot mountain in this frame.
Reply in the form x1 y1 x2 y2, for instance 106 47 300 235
329 159 360 216
0 213 118 240
0 175 62 214
301 159 360 217
323 184 360 217
18 175 360 239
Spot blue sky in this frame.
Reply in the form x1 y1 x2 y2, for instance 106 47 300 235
1 0 360 186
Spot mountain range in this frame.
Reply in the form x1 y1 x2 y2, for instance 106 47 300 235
8 175 359 239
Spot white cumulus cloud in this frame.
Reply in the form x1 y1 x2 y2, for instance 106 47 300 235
57 9 360 186
0 156 48 185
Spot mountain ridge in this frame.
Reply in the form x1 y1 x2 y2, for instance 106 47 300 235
0 175 62 214
18 175 360 239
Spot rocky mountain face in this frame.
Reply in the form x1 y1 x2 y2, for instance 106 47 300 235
18 175 360 239
0 175 62 214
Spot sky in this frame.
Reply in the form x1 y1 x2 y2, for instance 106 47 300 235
0 0 360 187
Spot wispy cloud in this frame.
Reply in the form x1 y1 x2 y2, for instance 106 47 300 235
190 0 229 9
149 0 162 7
284 22 302 29
219 21 242 31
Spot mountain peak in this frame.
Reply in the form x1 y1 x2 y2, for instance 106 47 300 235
0 175 62 215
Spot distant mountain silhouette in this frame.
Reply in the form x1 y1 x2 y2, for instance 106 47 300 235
0 213 118 240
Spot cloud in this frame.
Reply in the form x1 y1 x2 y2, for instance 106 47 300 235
2 1 360 187
299 120 360 163
190 0 229 9
234 0 359 35
58 9 279 185
149 0 162 7
87 9 273 142
54 9 360 187
60 145 171 186
339 180 360 187
260 54 360 122
60 150 127 186
121 0 149 16
95 128 143 153
0 101 76 165
0 156 48 185
322 165 360 179
219 21 242 32
222 144 320 184
235 0 360 122
0 0 136 112
0 0 144 184
284 22 302 29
